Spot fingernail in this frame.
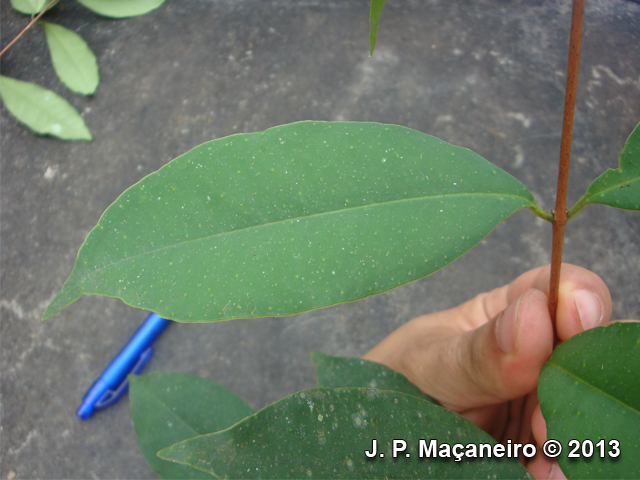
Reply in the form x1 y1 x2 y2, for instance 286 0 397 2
495 296 521 353
548 462 566 480
573 290 603 330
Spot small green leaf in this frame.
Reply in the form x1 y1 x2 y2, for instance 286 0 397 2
159 388 532 479
43 121 535 321
539 322 640 479
129 372 254 480
369 0 387 55
10 0 47 15
41 22 99 96
76 0 165 18
0 76 92 140
569 121 640 217
311 351 437 404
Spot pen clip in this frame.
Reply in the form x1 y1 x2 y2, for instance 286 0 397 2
94 346 154 409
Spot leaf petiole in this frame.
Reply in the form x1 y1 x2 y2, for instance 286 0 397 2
566 194 589 220
528 204 553 222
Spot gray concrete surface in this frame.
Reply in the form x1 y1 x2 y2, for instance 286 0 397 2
2 0 639 478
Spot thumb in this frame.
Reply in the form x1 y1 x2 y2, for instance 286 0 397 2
419 288 554 411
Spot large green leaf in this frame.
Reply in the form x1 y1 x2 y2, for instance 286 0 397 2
311 351 437 404
158 388 532 479
129 372 254 480
43 121 536 322
10 0 47 14
569 121 640 217
369 0 387 55
41 22 99 96
538 322 640 479
76 0 165 18
0 76 92 140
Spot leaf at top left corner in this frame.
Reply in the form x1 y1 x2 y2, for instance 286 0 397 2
10 0 48 15
0 76 92 141
76 0 166 18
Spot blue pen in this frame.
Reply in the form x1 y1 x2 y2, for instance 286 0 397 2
76 312 170 420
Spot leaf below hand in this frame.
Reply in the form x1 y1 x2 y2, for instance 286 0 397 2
129 372 253 480
539 322 640 479
158 387 532 479
0 76 92 140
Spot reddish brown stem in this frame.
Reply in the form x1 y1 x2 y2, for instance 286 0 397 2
0 0 57 58
548 0 586 325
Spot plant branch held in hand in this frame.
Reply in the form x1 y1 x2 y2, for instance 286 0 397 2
548 0 586 324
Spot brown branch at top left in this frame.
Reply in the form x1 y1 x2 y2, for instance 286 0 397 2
0 0 58 58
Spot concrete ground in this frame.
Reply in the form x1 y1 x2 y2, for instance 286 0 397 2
2 0 639 478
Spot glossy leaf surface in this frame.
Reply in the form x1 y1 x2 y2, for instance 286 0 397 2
42 22 99 96
369 0 387 55
570 121 640 216
311 351 437 404
539 322 640 479
10 0 47 14
159 388 532 479
76 0 165 18
43 121 535 321
0 76 91 140
129 372 253 480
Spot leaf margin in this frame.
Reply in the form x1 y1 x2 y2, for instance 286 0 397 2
311 350 438 404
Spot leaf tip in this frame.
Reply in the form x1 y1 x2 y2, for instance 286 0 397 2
156 444 183 464
309 350 326 365
41 281 83 320
41 300 62 321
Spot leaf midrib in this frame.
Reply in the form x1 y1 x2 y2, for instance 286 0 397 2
83 190 532 277
587 175 640 202
547 361 640 415
143 386 201 436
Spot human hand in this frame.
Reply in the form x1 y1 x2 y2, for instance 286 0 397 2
362 264 613 479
